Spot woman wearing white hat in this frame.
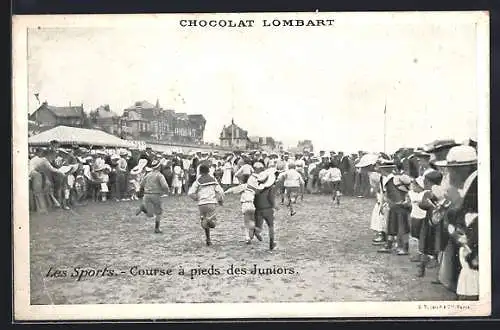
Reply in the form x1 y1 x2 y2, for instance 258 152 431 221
432 145 478 295
171 163 184 195
221 155 234 190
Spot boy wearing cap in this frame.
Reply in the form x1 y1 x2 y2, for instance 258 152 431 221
254 168 278 250
188 164 225 246
138 159 170 234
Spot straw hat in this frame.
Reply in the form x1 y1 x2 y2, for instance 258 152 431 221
434 145 477 167
150 159 161 170
258 168 276 188
412 148 431 159
423 139 459 153
130 162 143 175
111 154 120 161
355 153 379 168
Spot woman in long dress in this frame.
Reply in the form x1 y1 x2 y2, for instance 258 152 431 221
221 158 233 190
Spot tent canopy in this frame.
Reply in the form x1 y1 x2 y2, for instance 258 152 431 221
28 125 133 148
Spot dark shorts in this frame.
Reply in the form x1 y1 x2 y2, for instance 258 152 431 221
255 209 274 228
286 187 300 198
331 181 341 192
143 194 162 217
199 203 217 229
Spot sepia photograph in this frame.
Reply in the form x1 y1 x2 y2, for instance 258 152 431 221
12 12 490 320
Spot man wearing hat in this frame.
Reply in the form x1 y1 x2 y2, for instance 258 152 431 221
138 159 170 234
432 145 478 294
116 149 130 201
411 149 432 177
253 168 278 250
423 139 460 168
138 146 155 168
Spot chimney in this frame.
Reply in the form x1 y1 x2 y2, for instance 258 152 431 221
69 101 72 107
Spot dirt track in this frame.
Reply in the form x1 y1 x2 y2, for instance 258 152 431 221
29 194 455 304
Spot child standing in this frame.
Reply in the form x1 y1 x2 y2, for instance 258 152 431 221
188 164 225 246
407 176 428 262
59 164 79 210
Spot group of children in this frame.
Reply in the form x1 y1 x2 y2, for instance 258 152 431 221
135 160 280 250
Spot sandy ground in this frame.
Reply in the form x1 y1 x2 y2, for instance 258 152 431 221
29 194 455 304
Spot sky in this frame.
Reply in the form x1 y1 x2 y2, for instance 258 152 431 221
26 13 482 153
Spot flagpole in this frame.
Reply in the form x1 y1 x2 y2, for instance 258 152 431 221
383 99 387 154
231 84 234 148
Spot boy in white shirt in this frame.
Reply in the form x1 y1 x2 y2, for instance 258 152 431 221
326 162 343 205
277 162 305 216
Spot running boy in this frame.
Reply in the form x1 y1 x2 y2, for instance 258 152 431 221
277 162 305 216
138 159 170 234
188 164 225 246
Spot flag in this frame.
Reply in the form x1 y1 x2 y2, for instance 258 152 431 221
384 102 386 114
34 93 40 104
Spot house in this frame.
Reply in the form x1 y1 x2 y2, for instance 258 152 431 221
248 136 261 150
188 114 207 144
29 101 84 129
219 119 250 150
121 101 156 139
120 99 206 144
95 105 121 135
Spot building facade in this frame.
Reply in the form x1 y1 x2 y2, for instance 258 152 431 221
120 100 206 144
29 102 85 130
94 105 121 135
219 119 250 150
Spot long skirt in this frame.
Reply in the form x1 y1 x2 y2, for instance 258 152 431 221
438 238 461 292
456 247 479 297
419 218 437 256
387 206 410 236
370 202 387 232
221 169 232 185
